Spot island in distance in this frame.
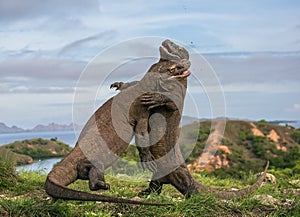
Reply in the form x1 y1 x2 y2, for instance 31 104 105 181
0 122 82 134
1 118 299 134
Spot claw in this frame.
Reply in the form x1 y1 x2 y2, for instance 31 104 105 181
110 82 123 90
142 101 155 105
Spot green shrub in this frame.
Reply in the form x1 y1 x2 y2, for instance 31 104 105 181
0 149 18 189
270 146 300 170
50 137 58 141
292 131 300 143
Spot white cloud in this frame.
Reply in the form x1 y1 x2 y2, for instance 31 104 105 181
0 0 99 22
2 86 75 94
287 103 300 112
0 92 74 128
205 54 300 84
0 0 300 126
0 57 85 81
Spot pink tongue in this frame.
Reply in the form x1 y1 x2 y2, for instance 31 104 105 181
182 70 190 75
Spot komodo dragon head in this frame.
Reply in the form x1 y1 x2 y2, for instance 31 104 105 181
149 39 191 82
156 58 191 80
160 39 189 61
160 39 191 79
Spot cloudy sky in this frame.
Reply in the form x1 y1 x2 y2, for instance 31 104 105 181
0 0 300 128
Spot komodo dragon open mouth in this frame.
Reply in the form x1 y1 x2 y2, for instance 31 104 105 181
172 68 191 79
159 39 191 79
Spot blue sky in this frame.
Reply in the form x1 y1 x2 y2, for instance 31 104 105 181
0 0 300 128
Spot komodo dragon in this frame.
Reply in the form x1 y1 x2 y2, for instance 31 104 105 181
113 39 270 199
44 40 191 205
110 61 190 172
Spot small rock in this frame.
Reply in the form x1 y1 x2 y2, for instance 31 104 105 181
253 195 295 208
289 179 300 186
229 188 239 191
131 196 142 201
255 172 277 184
253 195 280 207
281 199 294 207
284 188 300 196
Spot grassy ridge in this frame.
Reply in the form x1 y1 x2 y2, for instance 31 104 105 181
0 169 299 216
0 150 299 216
0 121 299 216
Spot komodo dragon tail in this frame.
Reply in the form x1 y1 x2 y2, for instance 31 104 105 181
45 178 168 206
195 161 269 200
44 146 168 206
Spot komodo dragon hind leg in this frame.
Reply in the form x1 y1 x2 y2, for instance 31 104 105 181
77 159 110 191
138 180 163 197
138 165 198 198
167 165 198 198
89 167 110 190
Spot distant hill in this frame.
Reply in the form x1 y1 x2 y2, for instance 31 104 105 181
0 122 80 133
0 123 24 133
180 115 201 126
31 123 76 132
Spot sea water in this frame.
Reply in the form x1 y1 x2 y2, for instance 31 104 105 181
0 130 77 173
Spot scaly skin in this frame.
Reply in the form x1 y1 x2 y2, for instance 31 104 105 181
45 98 166 205
45 40 189 205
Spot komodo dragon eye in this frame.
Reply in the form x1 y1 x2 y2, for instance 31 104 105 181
168 65 177 73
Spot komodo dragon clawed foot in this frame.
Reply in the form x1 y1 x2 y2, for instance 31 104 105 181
140 92 170 110
138 180 163 197
138 165 198 199
110 82 124 90
77 159 110 191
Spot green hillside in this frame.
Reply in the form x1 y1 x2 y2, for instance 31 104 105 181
111 120 300 179
181 120 300 178
0 138 72 165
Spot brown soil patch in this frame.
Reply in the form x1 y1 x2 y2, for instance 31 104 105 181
188 120 229 172
250 122 264 137
267 129 280 143
219 145 232 154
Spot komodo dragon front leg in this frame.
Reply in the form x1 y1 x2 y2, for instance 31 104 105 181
77 159 110 191
110 81 157 172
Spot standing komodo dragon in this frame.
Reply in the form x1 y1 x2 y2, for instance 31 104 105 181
113 39 270 200
44 40 191 205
